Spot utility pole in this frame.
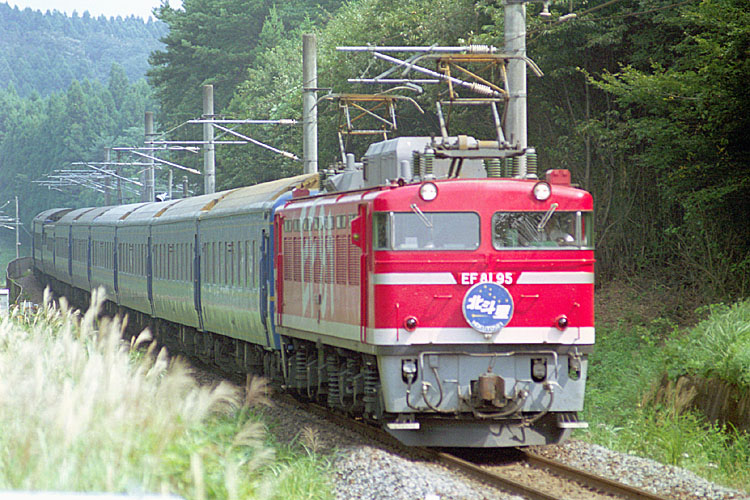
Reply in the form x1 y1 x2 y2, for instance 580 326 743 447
302 34 318 174
15 196 19 259
104 147 111 205
144 112 156 202
505 0 528 176
116 150 123 204
203 84 216 194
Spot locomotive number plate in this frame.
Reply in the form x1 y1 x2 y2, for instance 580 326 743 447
460 272 514 285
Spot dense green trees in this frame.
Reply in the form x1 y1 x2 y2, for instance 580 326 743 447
148 0 345 127
0 3 166 96
0 6 164 245
587 0 750 295
0 66 157 236
506 0 749 295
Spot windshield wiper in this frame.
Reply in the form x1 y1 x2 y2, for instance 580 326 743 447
410 203 433 228
537 203 558 231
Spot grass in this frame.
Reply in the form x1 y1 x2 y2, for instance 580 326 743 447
0 289 333 499
581 283 750 492
663 300 750 388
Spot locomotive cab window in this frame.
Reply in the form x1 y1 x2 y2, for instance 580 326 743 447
492 210 593 249
374 211 480 251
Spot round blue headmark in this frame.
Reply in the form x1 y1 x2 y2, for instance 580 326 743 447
462 282 514 334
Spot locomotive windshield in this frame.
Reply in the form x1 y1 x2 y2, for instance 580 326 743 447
492 211 593 249
374 212 480 251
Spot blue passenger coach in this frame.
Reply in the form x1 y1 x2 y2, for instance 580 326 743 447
32 174 317 356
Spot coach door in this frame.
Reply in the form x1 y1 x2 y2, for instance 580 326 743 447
113 231 119 298
193 232 204 331
259 228 272 345
146 234 153 310
68 226 73 278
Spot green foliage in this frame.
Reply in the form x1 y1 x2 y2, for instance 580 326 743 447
0 3 166 97
584 295 750 491
664 300 750 388
222 35 306 188
147 0 346 188
0 237 19 275
586 0 749 296
219 0 486 187
149 0 345 128
584 318 664 425
472 0 750 298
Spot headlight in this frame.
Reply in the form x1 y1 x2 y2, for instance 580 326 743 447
532 181 551 201
419 182 438 201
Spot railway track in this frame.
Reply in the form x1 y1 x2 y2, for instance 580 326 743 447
283 394 672 500
136 325 673 500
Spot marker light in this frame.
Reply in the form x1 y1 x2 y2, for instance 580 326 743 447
404 316 418 331
532 181 551 201
419 182 438 201
556 315 569 331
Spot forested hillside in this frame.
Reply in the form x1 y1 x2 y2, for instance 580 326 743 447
0 4 164 245
0 65 158 222
0 2 166 96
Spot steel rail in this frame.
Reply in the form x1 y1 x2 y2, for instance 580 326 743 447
521 450 669 500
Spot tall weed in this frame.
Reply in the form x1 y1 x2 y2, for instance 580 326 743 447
0 289 332 499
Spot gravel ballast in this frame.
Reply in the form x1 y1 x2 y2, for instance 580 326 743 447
262 397 749 500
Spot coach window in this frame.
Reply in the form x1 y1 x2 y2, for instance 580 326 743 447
492 211 593 249
373 212 480 251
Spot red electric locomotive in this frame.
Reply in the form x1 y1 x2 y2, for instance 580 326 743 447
274 136 593 447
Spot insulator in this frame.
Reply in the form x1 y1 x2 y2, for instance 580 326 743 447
423 150 435 178
485 158 502 178
412 151 421 179
512 156 522 177
467 82 501 97
526 148 538 178
504 158 515 177
466 44 495 54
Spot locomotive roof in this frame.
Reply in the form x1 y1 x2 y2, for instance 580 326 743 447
290 178 591 211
